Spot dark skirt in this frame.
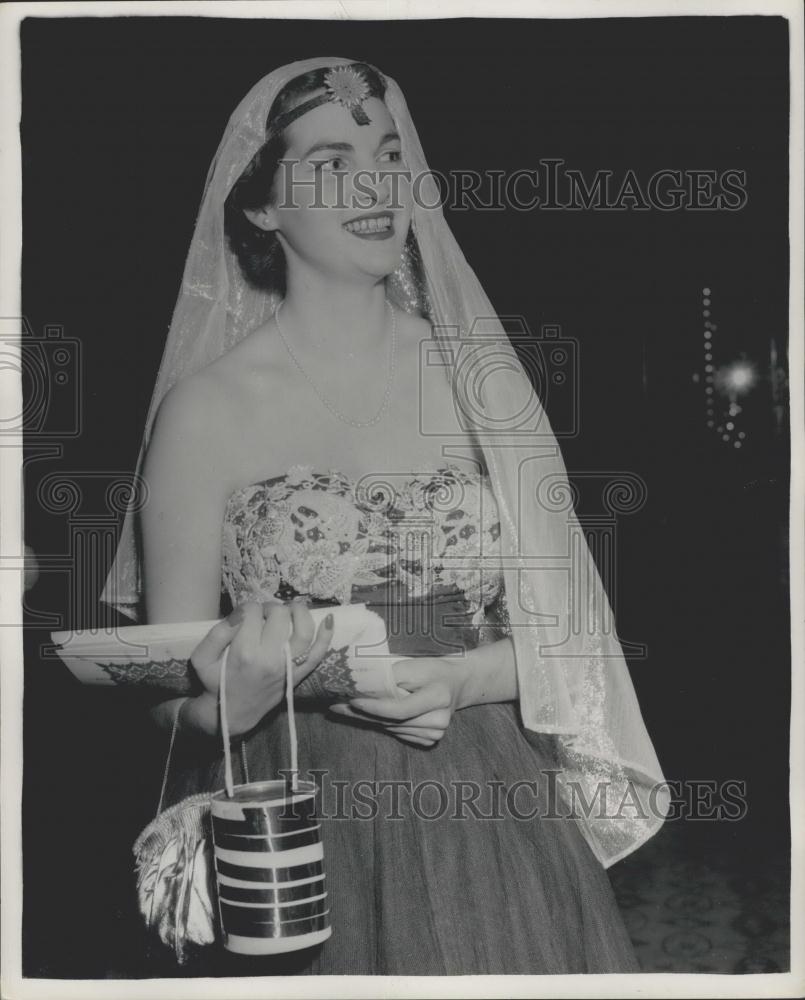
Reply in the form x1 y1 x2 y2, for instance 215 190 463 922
160 588 638 975
164 698 639 976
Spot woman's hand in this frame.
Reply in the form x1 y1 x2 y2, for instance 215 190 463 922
327 638 519 747
328 656 472 747
188 600 334 738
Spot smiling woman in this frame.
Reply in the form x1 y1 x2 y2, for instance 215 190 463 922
245 101 410 292
224 64 407 296
101 56 667 977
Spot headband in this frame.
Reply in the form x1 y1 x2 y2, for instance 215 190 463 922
264 64 378 143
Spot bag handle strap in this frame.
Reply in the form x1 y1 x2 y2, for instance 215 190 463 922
155 696 188 817
156 695 242 818
220 622 299 799
155 618 300 813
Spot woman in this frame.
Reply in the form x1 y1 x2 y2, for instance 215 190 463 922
103 56 668 975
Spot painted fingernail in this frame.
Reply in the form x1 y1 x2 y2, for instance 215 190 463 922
227 606 245 626
324 613 333 629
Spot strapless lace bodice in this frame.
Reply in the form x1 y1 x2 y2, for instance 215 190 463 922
221 462 509 633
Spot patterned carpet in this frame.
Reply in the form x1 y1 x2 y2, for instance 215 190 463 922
609 822 790 973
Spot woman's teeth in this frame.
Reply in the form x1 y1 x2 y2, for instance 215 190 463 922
344 216 392 233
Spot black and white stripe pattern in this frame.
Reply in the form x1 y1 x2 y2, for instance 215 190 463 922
211 781 331 955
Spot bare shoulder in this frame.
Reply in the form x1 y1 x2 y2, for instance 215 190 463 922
146 364 243 487
147 330 288 482
151 367 230 443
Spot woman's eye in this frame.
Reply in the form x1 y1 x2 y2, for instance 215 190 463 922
380 150 402 164
312 156 346 172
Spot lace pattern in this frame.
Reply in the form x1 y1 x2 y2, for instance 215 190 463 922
221 463 511 629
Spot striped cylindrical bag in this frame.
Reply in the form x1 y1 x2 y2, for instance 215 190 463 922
210 631 331 955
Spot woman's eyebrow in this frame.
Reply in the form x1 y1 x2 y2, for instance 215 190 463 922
302 140 352 159
376 131 401 148
300 131 401 159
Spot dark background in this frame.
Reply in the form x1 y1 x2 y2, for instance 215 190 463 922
20 16 790 976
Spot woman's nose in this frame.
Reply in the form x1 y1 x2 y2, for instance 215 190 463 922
350 167 391 210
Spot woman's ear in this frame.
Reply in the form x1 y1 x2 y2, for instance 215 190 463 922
243 205 278 233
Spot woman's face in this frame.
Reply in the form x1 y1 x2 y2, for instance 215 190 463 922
263 93 413 283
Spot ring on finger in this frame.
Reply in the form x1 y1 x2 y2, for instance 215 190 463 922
291 640 315 666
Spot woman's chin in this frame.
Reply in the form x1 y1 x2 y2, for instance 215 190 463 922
352 244 408 279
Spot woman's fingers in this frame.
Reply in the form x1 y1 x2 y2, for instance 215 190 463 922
258 601 293 655
328 704 447 741
390 657 431 691
328 703 369 720
330 702 450 729
310 611 335 661
385 725 444 741
326 656 456 746
390 733 436 747
268 600 318 668
215 600 334 690
328 706 438 745
190 610 247 673
288 600 315 653
328 703 402 727
387 708 451 729
349 683 449 722
293 611 334 680
227 601 271 670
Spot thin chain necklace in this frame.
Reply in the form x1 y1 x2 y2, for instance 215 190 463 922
274 299 397 429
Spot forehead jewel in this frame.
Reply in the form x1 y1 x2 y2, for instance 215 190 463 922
265 64 376 142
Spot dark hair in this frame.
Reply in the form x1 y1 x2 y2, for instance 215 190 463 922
224 63 388 294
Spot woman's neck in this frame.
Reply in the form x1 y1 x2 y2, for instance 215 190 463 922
277 274 390 359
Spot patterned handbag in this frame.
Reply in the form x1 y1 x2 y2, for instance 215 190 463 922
132 606 379 962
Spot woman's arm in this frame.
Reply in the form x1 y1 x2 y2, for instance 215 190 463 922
448 636 519 709
140 374 233 739
142 375 227 626
140 376 335 742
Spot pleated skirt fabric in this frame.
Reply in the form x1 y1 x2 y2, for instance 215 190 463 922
163 699 639 976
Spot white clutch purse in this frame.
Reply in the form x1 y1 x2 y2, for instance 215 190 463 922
50 602 399 701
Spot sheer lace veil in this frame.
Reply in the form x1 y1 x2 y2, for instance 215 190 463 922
100 56 669 866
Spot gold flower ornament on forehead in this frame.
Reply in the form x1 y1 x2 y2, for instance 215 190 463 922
264 63 377 142
323 66 372 124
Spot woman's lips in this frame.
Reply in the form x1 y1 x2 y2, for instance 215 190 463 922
344 225 395 241
343 214 395 241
